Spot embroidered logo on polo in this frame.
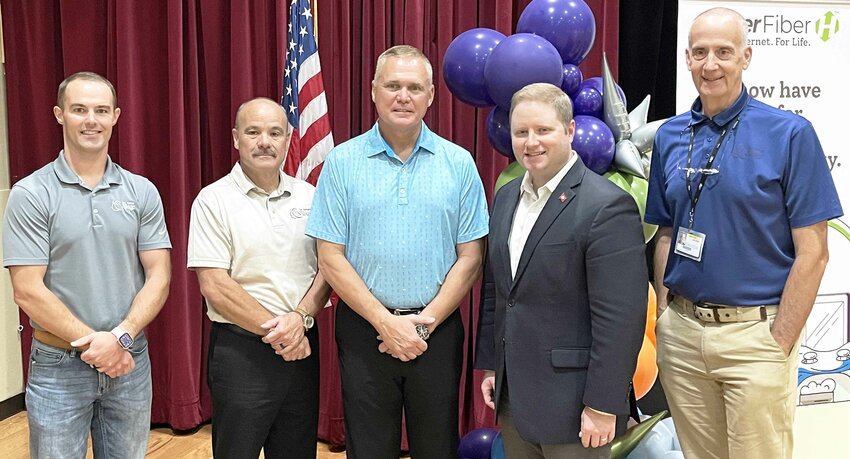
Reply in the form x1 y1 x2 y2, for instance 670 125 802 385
290 208 311 219
111 200 137 212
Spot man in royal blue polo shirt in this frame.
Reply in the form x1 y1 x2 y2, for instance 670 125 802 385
646 8 842 459
306 45 489 458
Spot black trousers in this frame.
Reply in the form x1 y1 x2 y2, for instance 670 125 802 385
207 322 319 459
336 300 464 459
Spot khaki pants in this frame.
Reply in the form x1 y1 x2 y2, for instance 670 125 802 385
656 297 800 459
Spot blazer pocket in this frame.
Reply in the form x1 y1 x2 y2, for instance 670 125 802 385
537 240 578 253
550 348 591 369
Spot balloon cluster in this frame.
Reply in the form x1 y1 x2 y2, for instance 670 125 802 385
458 428 505 459
443 0 665 242
443 0 611 168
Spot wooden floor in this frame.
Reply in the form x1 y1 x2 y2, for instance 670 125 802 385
0 412 347 458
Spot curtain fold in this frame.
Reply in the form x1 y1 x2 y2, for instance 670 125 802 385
1 0 619 439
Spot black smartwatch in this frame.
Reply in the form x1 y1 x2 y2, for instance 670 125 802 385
111 327 133 350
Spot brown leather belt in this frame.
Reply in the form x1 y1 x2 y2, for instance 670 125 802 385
33 329 89 351
673 295 778 323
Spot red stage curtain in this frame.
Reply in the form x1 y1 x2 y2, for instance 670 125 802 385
1 0 618 440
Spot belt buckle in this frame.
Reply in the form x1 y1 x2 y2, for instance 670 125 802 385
692 302 720 323
392 308 421 316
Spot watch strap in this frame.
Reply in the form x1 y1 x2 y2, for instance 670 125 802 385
110 326 133 350
294 308 314 330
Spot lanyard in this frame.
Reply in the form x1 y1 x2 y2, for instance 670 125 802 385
685 116 740 228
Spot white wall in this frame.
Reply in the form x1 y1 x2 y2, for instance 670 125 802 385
0 5 25 404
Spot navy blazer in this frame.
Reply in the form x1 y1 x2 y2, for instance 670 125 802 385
475 157 648 444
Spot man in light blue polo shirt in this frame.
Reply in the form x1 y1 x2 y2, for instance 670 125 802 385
3 72 171 458
306 45 489 459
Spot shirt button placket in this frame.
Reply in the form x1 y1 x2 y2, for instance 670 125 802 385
92 191 103 228
398 166 409 205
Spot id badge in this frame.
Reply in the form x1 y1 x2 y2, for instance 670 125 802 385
674 226 706 262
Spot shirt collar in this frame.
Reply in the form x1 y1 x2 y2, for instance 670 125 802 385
519 152 578 198
365 121 437 160
230 162 292 198
689 85 750 128
53 150 123 187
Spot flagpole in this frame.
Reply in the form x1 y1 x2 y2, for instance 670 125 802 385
312 0 318 45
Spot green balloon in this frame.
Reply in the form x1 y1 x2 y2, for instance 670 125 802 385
494 161 525 194
603 171 658 242
610 410 669 459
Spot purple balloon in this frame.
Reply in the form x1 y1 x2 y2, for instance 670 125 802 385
458 428 500 459
483 33 563 109
516 0 596 65
486 107 513 158
573 115 615 174
584 76 627 107
572 81 603 118
443 28 506 107
561 64 583 97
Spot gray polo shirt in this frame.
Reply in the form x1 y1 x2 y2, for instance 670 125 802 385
3 151 172 331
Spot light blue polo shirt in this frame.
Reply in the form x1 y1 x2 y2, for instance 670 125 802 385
3 151 172 331
306 122 489 308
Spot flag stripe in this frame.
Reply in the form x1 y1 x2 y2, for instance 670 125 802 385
300 87 329 135
298 53 321 92
282 0 334 182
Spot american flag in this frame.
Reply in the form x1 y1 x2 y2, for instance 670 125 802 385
282 0 334 184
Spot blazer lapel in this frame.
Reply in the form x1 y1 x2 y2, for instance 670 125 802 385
496 179 521 286
510 158 587 291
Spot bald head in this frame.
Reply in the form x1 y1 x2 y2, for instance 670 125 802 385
689 7 748 49
234 97 288 131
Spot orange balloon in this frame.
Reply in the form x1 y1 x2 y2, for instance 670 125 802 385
633 335 658 399
646 283 657 346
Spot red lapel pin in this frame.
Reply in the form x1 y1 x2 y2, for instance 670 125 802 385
559 193 567 203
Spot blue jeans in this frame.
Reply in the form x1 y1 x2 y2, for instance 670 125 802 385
26 335 152 459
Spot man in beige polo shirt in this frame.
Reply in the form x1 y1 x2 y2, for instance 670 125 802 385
188 97 331 459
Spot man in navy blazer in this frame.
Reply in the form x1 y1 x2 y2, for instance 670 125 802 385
475 83 647 458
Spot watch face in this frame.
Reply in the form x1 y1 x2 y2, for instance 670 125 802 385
118 333 133 349
304 315 315 330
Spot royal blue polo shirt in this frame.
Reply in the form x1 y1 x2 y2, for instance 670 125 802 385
646 88 842 305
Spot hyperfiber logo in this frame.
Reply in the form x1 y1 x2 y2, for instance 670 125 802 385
746 14 812 34
816 11 840 42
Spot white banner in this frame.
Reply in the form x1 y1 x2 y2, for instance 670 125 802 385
677 1 850 456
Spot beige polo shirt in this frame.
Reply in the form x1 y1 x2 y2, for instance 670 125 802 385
187 163 318 322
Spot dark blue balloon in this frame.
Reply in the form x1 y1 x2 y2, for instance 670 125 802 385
572 81 603 118
583 76 627 107
561 64 583 97
573 115 615 174
443 28 506 107
516 0 596 65
458 428 501 459
486 107 513 158
483 33 563 109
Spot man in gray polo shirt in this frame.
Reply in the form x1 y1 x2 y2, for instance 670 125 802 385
3 72 172 458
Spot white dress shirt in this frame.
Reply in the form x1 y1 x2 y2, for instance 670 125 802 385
508 153 578 278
